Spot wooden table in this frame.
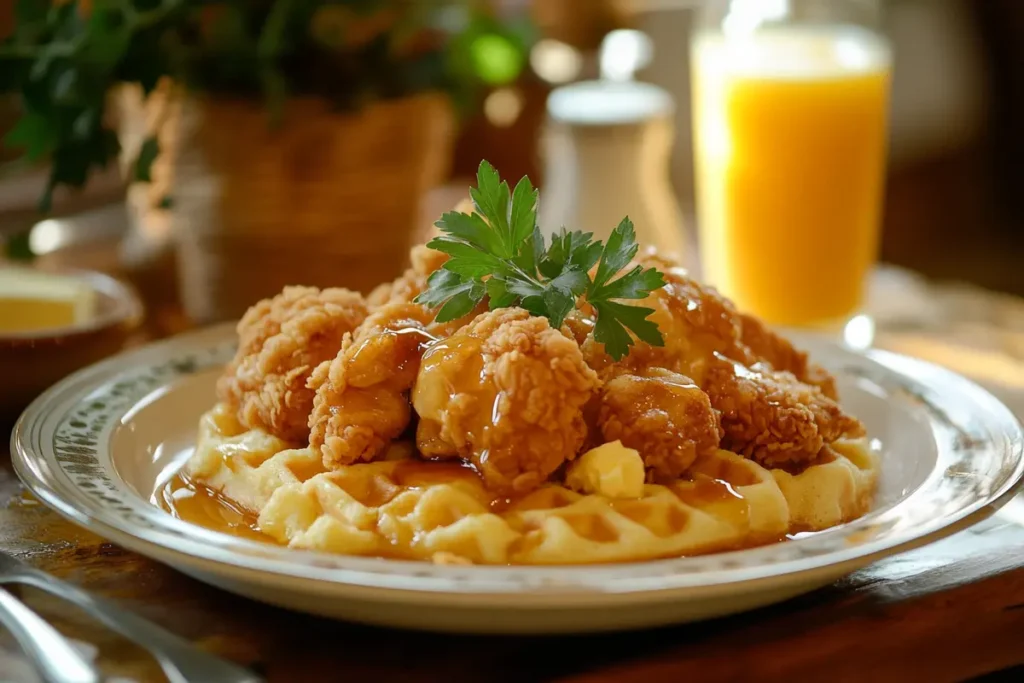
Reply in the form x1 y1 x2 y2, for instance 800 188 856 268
4 224 1024 682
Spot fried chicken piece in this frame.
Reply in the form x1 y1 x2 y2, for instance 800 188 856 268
597 368 723 480
702 354 864 466
308 302 437 469
582 249 840 386
562 306 596 347
367 245 449 307
581 257 749 383
577 251 858 465
216 286 368 442
737 313 837 398
412 308 600 495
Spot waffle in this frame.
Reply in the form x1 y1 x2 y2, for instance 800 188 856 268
772 440 880 530
181 404 878 564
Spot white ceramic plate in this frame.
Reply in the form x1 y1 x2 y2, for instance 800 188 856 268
11 323 1024 634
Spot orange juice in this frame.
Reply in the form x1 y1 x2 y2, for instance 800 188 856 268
692 26 891 326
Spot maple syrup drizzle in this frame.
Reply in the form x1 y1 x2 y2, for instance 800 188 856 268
154 455 815 558
157 474 272 543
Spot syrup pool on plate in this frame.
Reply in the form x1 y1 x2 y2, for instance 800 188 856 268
691 24 891 327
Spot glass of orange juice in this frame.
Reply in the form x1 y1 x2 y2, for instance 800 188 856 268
691 0 891 334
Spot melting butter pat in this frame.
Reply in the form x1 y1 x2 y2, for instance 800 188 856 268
0 268 95 333
565 441 645 498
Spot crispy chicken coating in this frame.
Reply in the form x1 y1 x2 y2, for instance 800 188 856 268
702 354 865 466
597 368 723 480
580 251 860 465
737 312 837 398
412 308 600 495
216 286 368 443
580 258 749 383
308 302 437 469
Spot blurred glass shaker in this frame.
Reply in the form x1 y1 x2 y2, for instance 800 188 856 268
538 78 687 262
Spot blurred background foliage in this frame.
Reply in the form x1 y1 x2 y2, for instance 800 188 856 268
0 0 536 216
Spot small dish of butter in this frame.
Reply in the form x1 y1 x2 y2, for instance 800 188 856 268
0 266 143 421
0 268 98 333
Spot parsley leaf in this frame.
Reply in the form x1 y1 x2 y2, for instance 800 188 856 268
592 264 666 301
510 176 538 247
415 270 479 309
437 279 486 322
470 161 512 256
592 301 664 359
416 161 666 360
592 217 640 291
433 210 502 255
549 268 590 298
485 277 519 309
540 228 597 278
426 236 505 279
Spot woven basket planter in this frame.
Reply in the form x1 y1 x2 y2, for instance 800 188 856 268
119 87 453 324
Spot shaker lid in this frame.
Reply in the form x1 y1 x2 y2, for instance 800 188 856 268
547 80 674 126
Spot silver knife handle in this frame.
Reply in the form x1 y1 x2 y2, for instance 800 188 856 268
0 587 100 683
8 572 263 683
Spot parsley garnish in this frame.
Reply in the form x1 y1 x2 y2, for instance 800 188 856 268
414 161 666 360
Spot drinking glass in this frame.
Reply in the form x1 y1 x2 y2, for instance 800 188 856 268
691 0 891 338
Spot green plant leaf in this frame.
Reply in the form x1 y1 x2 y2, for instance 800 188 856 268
548 267 589 297
510 226 538 274
259 0 297 59
485 276 519 309
509 175 537 247
415 267 488 320
3 113 56 160
505 274 545 301
435 279 485 322
15 0 47 26
540 229 596 279
415 162 666 359
434 210 502 255
133 136 159 183
593 300 664 360
428 237 505 278
593 264 666 301
4 229 35 262
591 217 639 292
469 160 511 255
542 286 574 329
261 67 288 128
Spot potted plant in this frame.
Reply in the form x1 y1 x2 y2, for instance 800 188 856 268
0 1 535 323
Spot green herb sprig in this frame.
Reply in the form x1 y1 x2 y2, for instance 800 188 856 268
415 161 666 360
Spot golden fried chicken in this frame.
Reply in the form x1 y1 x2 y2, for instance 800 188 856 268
308 302 437 469
562 306 596 347
737 313 837 398
216 286 368 443
597 368 723 480
412 308 600 495
580 257 750 383
579 251 860 466
367 245 449 307
702 354 865 467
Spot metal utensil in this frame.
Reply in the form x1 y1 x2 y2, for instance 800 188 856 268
0 587 101 683
0 551 264 683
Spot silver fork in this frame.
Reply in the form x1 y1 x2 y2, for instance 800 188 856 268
0 587 100 683
0 551 264 683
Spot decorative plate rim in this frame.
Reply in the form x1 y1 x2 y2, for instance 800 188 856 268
10 323 1024 604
